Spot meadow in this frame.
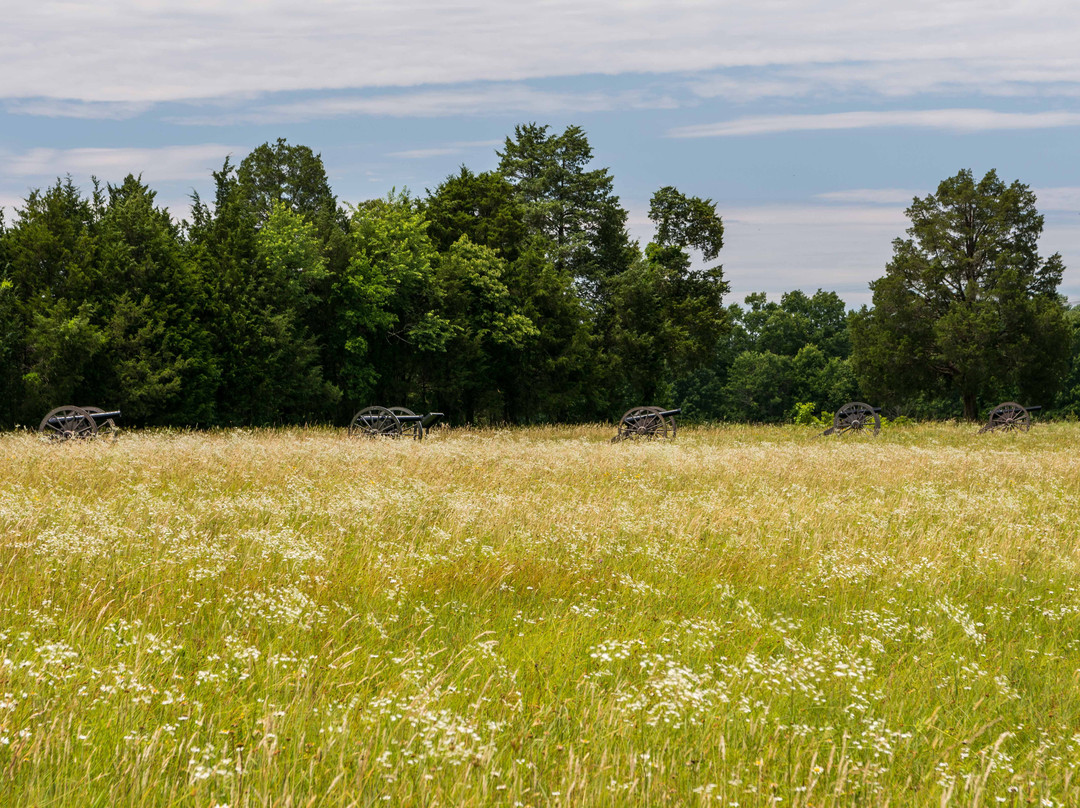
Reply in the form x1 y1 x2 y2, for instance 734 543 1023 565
1 423 1079 807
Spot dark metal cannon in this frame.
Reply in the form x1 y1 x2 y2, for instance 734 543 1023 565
612 407 680 442
348 406 445 439
38 406 121 441
821 402 881 437
978 402 1041 434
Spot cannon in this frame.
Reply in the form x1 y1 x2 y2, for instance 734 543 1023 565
38 406 121 441
821 402 881 437
978 402 1041 434
348 406 445 439
612 407 680 442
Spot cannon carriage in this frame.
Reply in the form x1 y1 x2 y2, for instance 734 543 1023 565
611 407 681 442
38 406 121 441
978 402 1041 434
348 406 444 439
821 402 882 437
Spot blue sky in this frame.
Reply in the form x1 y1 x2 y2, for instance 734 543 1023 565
3 1 1080 306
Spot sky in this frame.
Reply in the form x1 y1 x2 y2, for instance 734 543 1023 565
2 1 1080 306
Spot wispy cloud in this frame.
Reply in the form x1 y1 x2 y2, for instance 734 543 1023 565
690 60 1080 103
387 140 502 160
724 205 908 228
4 98 151 120
716 201 1080 306
4 2 1080 105
2 144 246 182
1033 187 1080 212
816 186 1080 211
669 109 1080 138
175 87 677 125
0 192 25 217
816 189 923 205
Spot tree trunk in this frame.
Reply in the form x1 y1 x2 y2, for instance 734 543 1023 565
962 391 978 421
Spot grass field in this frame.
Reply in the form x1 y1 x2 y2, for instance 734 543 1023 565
1 424 1079 807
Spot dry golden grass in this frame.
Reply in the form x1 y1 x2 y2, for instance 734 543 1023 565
1 423 1079 806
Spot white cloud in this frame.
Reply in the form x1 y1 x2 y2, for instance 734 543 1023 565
3 99 151 120
714 202 1080 306
724 205 907 228
1034 187 1080 212
717 205 900 306
816 189 923 205
176 87 677 125
669 109 1080 138
816 186 1080 211
387 139 503 159
691 59 1080 103
617 202 910 305
4 1 1080 105
0 192 25 218
1 145 246 183
387 148 461 160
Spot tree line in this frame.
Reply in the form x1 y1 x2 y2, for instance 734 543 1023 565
1 126 1078 428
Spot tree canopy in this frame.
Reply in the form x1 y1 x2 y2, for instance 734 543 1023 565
850 169 1069 419
0 142 1073 429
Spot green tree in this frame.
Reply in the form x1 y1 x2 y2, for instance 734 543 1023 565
1054 306 1080 416
425 164 600 421
649 186 724 265
424 167 527 261
429 237 538 422
739 290 851 359
236 139 339 226
93 175 216 423
499 246 598 421
333 191 449 410
851 169 1069 419
0 179 103 424
187 162 337 424
498 123 630 281
607 187 728 408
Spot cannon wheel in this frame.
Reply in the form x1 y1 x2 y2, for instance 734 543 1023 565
82 406 119 442
614 406 676 442
38 406 97 441
831 402 881 436
348 406 402 438
979 402 1031 434
389 407 424 440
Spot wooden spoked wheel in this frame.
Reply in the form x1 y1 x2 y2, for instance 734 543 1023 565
614 406 676 442
389 407 424 440
348 406 402 438
38 406 97 441
979 402 1031 434
82 406 119 442
833 402 881 436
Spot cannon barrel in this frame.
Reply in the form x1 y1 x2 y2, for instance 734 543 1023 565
353 411 444 425
47 410 121 426
355 414 420 423
622 408 681 423
421 412 445 428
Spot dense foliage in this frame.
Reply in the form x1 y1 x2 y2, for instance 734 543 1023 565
851 169 1070 420
1 135 1076 427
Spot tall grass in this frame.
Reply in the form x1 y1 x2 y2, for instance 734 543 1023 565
1 424 1078 806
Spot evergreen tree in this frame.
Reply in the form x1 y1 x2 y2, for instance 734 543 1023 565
187 161 336 424
0 179 102 424
94 175 216 423
850 169 1069 419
